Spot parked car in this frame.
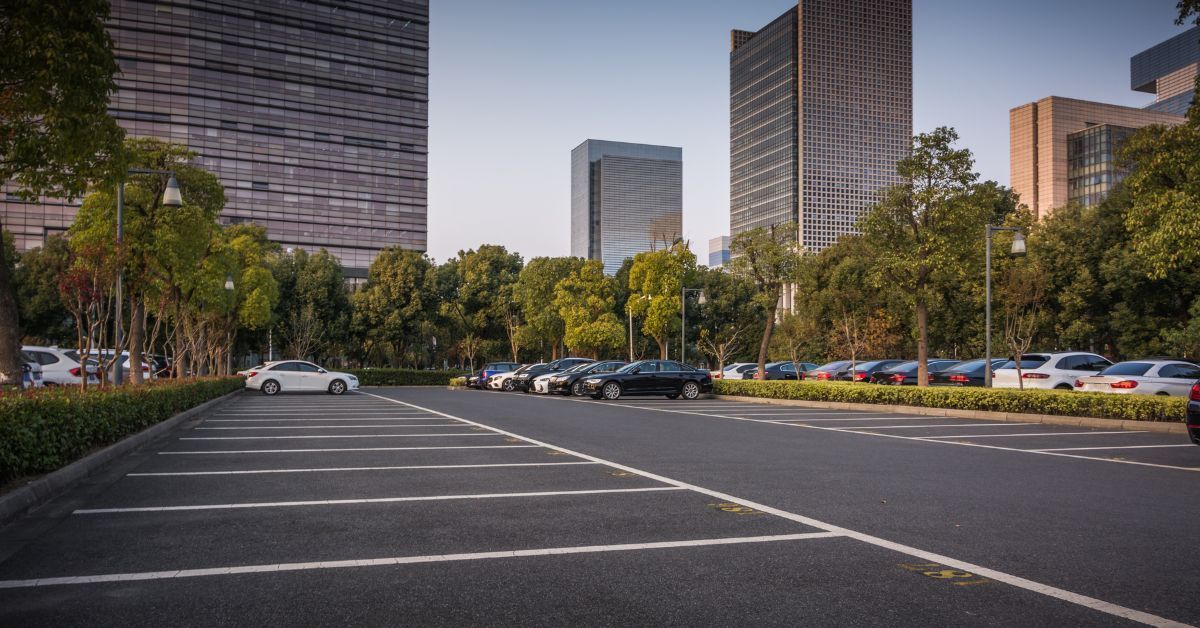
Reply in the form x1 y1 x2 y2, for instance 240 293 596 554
929 358 1008 387
875 359 961 385
992 352 1112 390
839 359 907 382
582 359 712 401
20 358 44 389
244 360 359 395
1187 381 1200 446
712 362 756 379
513 357 593 392
488 364 535 391
1073 360 1200 396
148 354 173 378
806 360 852 381
84 349 156 380
471 362 521 389
21 345 99 386
548 360 628 396
745 361 817 380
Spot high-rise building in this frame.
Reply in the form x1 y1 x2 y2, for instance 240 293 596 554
708 236 731 268
729 0 912 252
1132 26 1200 116
0 0 429 278
1010 97 1182 218
570 140 683 275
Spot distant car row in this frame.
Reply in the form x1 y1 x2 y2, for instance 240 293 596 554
467 357 712 400
712 351 1200 397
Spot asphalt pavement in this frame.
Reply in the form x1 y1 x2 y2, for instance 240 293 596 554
0 387 1197 626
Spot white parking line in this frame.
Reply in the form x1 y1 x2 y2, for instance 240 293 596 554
830 423 1036 431
0 532 840 590
918 431 1144 439
212 411 425 416
194 424 469 430
73 486 685 514
159 445 543 455
1031 444 1194 452
365 392 1189 627
179 433 501 440
204 417 446 422
128 461 599 477
766 416 964 423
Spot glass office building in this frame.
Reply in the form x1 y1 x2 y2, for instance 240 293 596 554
708 236 731 268
1132 26 1199 116
730 0 912 252
0 0 429 277
570 140 683 275
1066 124 1136 208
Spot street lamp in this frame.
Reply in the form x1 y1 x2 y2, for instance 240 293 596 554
984 225 1027 388
681 286 705 365
224 274 235 291
113 170 183 386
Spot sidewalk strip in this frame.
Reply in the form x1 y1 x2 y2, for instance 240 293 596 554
73 487 685 514
159 445 543 455
128 462 597 477
0 533 839 589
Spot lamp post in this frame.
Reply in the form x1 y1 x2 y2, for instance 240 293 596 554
113 170 183 386
984 225 1026 388
681 287 705 365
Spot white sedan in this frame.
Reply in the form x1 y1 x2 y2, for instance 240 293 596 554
244 360 359 395
1074 360 1200 396
486 370 519 391
531 373 556 394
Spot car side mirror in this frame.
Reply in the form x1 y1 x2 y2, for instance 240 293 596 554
319 368 327 374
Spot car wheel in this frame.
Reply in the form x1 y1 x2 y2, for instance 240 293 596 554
502 378 515 392
681 381 701 400
328 379 346 395
601 382 622 400
570 381 583 396
261 379 280 396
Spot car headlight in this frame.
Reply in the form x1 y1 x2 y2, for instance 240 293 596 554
585 378 601 384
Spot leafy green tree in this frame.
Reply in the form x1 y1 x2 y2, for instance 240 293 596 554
271 248 351 362
554 260 625 358
1179 1 1200 26
514 257 586 359
627 242 696 359
860 127 991 385
729 224 801 377
13 235 74 343
442 245 523 367
0 0 127 387
352 248 437 367
694 267 763 368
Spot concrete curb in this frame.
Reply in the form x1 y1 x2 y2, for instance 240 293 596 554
712 394 1188 435
0 388 243 527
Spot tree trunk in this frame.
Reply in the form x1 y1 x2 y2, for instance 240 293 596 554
0 233 21 390
656 337 667 359
915 298 929 387
129 296 145 385
757 302 778 379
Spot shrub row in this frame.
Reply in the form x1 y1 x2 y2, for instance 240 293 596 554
347 369 468 387
713 380 1187 423
0 377 243 484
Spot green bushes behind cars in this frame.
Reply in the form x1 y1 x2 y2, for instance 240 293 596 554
347 369 468 387
714 379 1186 423
0 377 243 484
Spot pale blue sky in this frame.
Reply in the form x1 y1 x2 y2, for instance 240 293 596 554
426 0 1189 262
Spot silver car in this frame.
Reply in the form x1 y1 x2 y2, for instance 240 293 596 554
1074 360 1200 396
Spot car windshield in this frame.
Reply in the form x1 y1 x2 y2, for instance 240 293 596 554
998 355 1050 369
885 361 919 373
945 359 987 373
855 360 890 371
1098 362 1153 377
617 361 648 374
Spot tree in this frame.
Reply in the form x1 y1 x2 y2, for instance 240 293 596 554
861 127 990 386
770 312 821 370
696 267 763 369
352 248 436 367
271 248 351 363
729 224 801 378
0 0 127 387
56 241 120 389
12 235 73 343
1179 1 1200 26
627 242 696 359
998 261 1048 389
514 257 585 359
442 245 523 366
554 260 625 358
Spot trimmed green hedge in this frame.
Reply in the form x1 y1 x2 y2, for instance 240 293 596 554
713 380 1187 423
348 369 468 387
0 377 243 484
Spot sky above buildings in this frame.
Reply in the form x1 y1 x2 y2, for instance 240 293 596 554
426 0 1190 263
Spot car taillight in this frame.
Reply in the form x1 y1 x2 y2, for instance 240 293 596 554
1022 373 1049 379
889 374 905 382
1109 380 1138 389
949 374 969 383
142 365 149 371
816 372 832 380
853 372 867 381
69 367 80 376
1074 380 1083 388
1190 383 1200 402
248 371 258 378
753 372 762 379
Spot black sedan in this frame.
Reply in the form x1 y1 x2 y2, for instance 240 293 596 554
929 358 1008 387
582 360 713 400
1187 381 1199 446
547 360 627 396
512 357 593 392
838 359 907 382
874 359 961 385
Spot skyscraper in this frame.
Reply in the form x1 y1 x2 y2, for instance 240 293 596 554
570 140 682 275
730 0 912 252
0 0 429 278
708 236 731 268
1132 26 1200 116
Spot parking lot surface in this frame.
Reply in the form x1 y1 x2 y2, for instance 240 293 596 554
0 388 1196 626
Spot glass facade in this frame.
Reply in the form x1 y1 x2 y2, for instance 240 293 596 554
1 0 429 277
708 236 731 268
1066 125 1135 208
570 140 683 275
1131 26 1199 116
730 0 912 252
